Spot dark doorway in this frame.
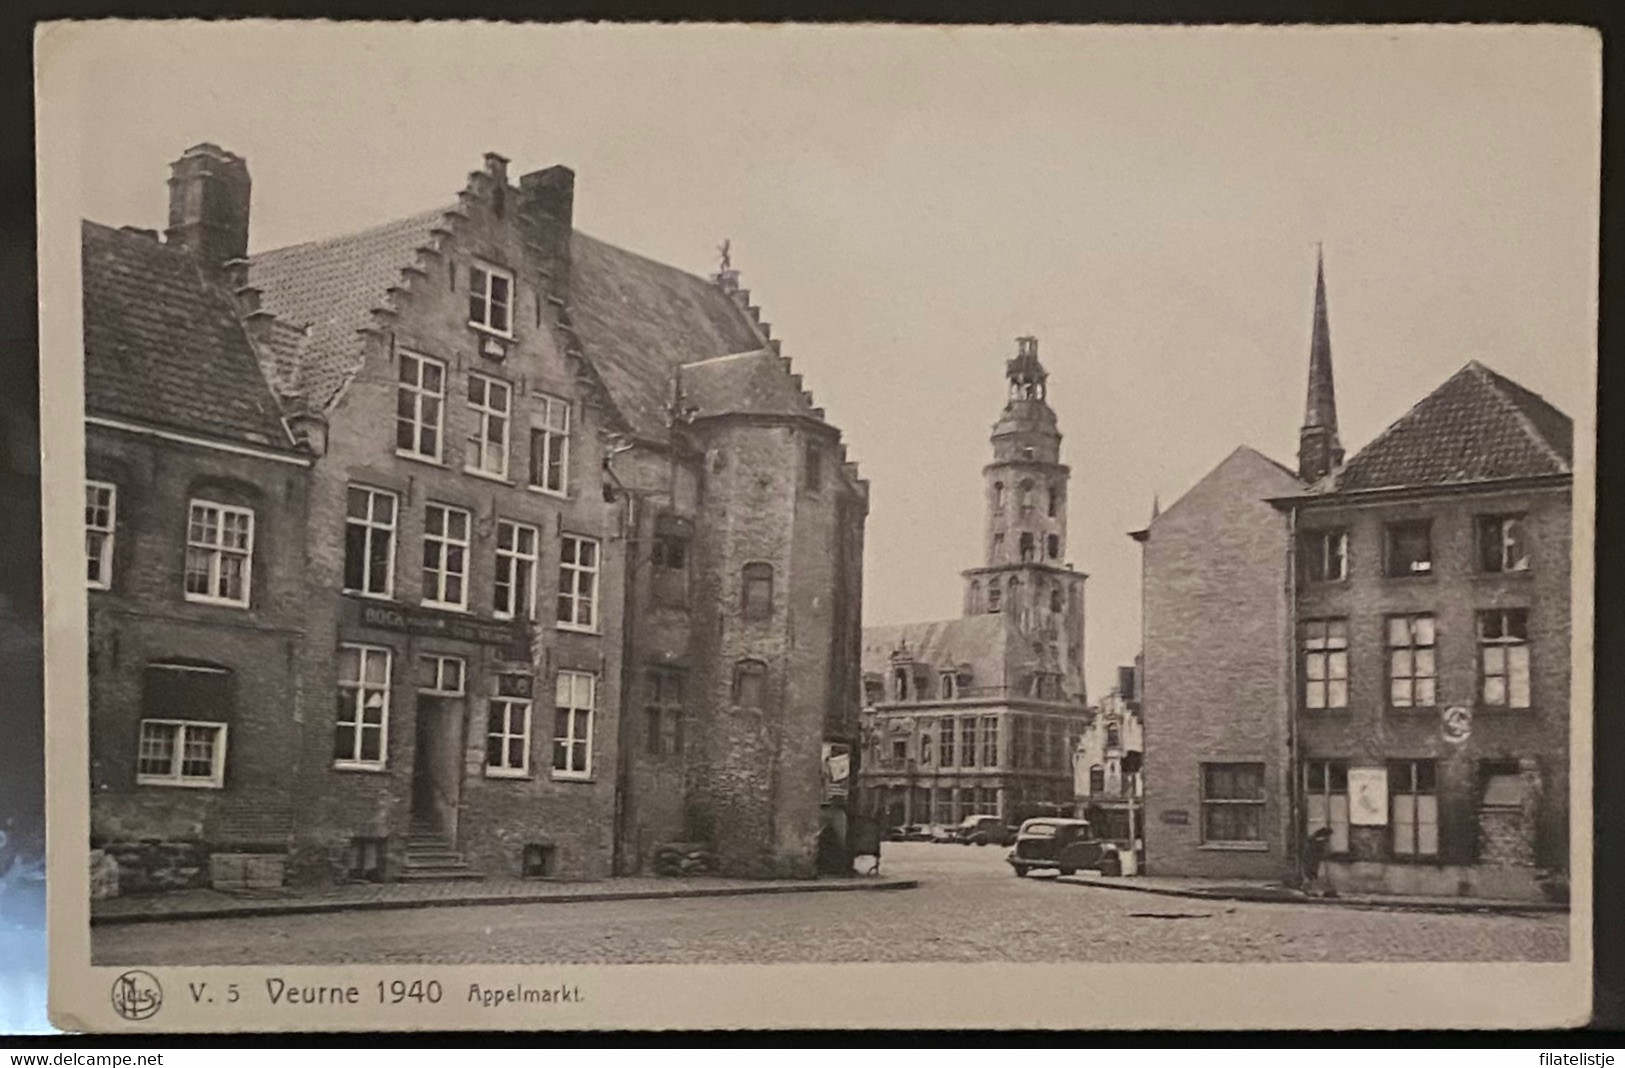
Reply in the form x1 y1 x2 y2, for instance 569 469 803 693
411 694 465 838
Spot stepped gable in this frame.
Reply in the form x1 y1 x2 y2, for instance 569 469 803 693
676 348 816 421
245 206 450 412
1330 361 1573 493
81 220 296 450
568 232 766 441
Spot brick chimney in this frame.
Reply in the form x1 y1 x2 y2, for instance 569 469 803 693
519 165 574 227
165 143 251 277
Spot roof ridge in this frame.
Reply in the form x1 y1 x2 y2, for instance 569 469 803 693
1465 360 1573 474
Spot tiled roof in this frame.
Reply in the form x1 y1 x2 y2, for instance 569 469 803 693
81 221 294 450
246 207 449 411
244 210 770 440
1330 362 1572 493
678 349 814 421
569 232 768 440
862 614 1014 688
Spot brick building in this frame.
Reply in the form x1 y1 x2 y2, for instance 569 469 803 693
1072 662 1144 845
81 200 316 892
859 339 1089 829
84 144 867 887
1135 254 1573 899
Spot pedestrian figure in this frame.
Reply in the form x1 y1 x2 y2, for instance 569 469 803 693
1304 826 1335 897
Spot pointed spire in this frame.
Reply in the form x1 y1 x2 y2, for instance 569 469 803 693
1298 245 1344 482
1150 493 1161 521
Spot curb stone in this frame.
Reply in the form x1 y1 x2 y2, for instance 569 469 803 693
1057 875 1568 915
90 877 920 926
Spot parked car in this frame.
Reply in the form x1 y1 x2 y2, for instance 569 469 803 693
928 825 958 844
955 815 1017 847
1006 818 1105 877
886 824 931 843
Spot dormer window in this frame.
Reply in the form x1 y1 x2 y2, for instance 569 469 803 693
468 262 514 336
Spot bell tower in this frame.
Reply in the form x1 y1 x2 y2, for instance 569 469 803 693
961 336 1087 702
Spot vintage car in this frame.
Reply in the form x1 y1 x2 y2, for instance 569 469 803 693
886 824 932 843
955 814 1017 847
1006 817 1105 877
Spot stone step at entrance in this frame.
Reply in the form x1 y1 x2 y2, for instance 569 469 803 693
399 825 484 882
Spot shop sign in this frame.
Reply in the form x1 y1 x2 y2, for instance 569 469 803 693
1159 809 1189 825
496 673 534 699
1348 766 1389 826
344 597 528 648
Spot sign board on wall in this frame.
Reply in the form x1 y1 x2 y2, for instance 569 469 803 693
1159 809 1190 825
1348 766 1389 826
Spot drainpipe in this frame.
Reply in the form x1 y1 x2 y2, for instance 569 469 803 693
1285 503 1303 887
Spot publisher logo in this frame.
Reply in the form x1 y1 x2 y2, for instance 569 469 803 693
111 970 162 1020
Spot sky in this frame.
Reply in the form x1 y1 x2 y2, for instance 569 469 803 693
47 22 1600 701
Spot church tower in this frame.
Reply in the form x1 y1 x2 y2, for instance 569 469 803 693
962 337 1088 703
1298 248 1344 483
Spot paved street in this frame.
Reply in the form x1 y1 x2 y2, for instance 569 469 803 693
92 842 1568 966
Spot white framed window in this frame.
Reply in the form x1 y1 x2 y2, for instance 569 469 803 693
418 654 465 696
137 720 227 788
553 670 595 779
1478 514 1530 573
1479 609 1531 708
1390 760 1439 858
344 486 397 599
335 643 391 768
1387 614 1437 708
422 504 471 610
528 394 571 496
1301 619 1349 709
1304 760 1350 854
184 500 254 607
465 374 511 479
494 519 539 621
556 534 600 632
468 262 514 336
86 480 116 589
395 350 446 462
1300 529 1349 582
486 697 532 777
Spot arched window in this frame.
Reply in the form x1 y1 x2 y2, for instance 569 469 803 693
1019 532 1035 562
734 659 768 708
1007 575 1020 599
1017 479 1034 514
893 667 910 702
1048 486 1060 518
1049 588 1063 613
1046 534 1059 560
940 671 958 700
1089 765 1105 794
969 579 981 612
987 583 1002 613
993 482 1006 510
1106 724 1121 750
741 562 774 620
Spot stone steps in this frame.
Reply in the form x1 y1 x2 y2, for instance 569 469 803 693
400 826 484 882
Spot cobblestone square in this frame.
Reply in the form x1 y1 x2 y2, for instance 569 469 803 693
92 843 1568 966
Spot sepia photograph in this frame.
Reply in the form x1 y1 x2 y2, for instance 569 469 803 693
37 20 1596 1031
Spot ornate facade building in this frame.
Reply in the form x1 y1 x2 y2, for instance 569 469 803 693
859 339 1090 829
82 143 868 890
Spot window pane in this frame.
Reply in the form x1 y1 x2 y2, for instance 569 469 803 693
1388 617 1410 646
1391 678 1413 707
1483 675 1507 706
1509 647 1531 707
1415 677 1436 706
1414 617 1435 646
